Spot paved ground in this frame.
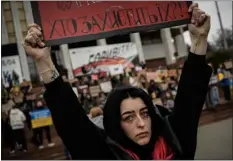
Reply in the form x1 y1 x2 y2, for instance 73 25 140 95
195 118 233 160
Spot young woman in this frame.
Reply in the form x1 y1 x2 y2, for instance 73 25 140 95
23 3 212 160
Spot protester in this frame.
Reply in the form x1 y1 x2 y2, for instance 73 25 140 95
163 91 175 112
32 99 55 149
217 64 231 101
23 3 212 160
80 93 92 114
207 64 220 108
89 107 104 129
129 72 139 87
168 77 178 98
151 92 163 106
2 97 15 153
98 92 106 109
9 104 27 153
148 80 163 99
10 86 24 106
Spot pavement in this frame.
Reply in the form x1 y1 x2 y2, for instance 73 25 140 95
2 101 233 160
195 118 233 160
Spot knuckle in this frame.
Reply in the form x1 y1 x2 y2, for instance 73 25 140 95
35 37 41 42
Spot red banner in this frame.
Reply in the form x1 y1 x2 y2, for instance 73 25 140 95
31 1 192 46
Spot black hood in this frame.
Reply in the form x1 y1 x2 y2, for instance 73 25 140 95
103 85 165 159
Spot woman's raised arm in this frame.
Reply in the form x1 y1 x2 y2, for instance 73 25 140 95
23 24 114 159
169 3 212 159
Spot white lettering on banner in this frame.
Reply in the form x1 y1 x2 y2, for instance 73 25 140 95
2 56 23 87
69 43 138 76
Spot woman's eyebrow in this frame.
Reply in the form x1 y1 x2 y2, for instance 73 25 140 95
121 111 134 116
122 107 147 116
140 107 147 112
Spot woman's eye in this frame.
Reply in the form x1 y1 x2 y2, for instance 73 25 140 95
123 116 134 122
142 111 149 118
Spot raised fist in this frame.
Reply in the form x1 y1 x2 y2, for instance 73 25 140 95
188 3 211 41
23 24 51 61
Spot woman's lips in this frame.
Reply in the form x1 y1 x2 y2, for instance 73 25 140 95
136 132 149 138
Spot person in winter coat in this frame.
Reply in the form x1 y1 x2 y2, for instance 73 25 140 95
9 104 27 153
23 3 212 160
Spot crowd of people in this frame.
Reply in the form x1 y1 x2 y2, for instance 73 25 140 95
1 80 55 154
73 66 180 115
72 60 232 116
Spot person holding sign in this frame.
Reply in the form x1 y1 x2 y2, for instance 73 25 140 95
31 99 55 149
23 3 211 160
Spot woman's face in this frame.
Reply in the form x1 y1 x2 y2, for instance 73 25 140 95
120 97 152 146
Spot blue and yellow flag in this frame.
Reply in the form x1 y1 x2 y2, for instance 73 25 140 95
30 109 53 129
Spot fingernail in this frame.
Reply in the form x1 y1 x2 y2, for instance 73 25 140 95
40 42 45 47
191 19 195 23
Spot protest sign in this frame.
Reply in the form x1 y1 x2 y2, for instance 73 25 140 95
69 43 137 76
31 1 192 46
100 81 113 93
91 74 99 80
224 61 233 69
30 109 53 129
2 56 23 87
146 72 162 83
78 85 88 94
89 85 101 97
109 64 124 76
168 69 177 77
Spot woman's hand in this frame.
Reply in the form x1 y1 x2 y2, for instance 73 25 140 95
188 3 211 55
23 24 59 84
23 23 50 60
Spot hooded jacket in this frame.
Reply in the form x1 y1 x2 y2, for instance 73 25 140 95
44 52 212 160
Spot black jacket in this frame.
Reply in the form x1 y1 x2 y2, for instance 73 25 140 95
43 52 212 159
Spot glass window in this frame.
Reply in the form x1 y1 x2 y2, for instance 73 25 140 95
140 30 162 45
68 40 97 48
106 34 130 44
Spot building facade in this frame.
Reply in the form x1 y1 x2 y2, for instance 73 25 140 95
1 1 188 83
